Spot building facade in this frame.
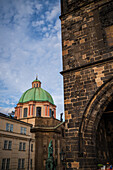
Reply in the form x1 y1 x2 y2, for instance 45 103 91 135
14 77 65 170
0 113 35 170
60 0 113 169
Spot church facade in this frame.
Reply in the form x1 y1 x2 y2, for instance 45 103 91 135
60 0 113 169
15 78 65 170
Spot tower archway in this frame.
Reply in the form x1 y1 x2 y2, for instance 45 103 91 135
79 77 113 169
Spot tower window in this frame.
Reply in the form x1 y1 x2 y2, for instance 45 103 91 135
23 108 28 117
36 107 41 117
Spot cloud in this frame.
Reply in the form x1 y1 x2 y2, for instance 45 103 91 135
0 0 64 119
35 3 43 11
0 107 14 114
45 5 60 22
32 20 44 27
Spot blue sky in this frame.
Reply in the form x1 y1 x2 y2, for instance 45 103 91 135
0 0 64 119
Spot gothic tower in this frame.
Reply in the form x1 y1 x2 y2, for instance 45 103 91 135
60 0 113 169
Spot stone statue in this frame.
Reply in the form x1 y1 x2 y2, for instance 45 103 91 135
48 140 53 158
46 140 57 170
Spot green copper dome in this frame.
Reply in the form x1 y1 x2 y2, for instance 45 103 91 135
18 87 54 105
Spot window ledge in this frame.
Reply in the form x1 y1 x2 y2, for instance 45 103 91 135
3 148 12 150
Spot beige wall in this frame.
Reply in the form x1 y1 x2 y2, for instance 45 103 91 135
0 115 35 170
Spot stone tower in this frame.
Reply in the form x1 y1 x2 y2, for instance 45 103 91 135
60 0 113 169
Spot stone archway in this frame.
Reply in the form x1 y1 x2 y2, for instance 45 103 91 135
96 100 113 165
79 77 113 169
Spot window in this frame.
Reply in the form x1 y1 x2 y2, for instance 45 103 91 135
21 127 27 135
31 144 33 152
2 158 10 170
18 159 25 169
24 108 28 117
19 142 22 151
36 107 41 117
6 123 13 132
49 109 52 117
34 84 35 87
22 159 25 169
10 124 13 132
4 141 12 150
18 159 21 169
23 143 26 151
21 127 23 134
37 83 38 87
30 159 32 169
33 105 35 116
52 111 54 117
6 159 10 170
4 140 8 149
6 123 9 131
24 128 26 135
2 158 6 170
19 142 26 151
8 141 12 150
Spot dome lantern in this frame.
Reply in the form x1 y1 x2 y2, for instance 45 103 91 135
32 76 41 88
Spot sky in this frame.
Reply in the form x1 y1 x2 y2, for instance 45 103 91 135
0 0 64 119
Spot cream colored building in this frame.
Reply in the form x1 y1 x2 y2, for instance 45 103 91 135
0 112 35 170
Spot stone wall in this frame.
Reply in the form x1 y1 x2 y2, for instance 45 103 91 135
60 0 113 169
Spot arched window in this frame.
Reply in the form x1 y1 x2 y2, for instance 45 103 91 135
36 107 41 117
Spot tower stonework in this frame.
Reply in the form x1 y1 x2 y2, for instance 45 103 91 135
60 0 113 169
